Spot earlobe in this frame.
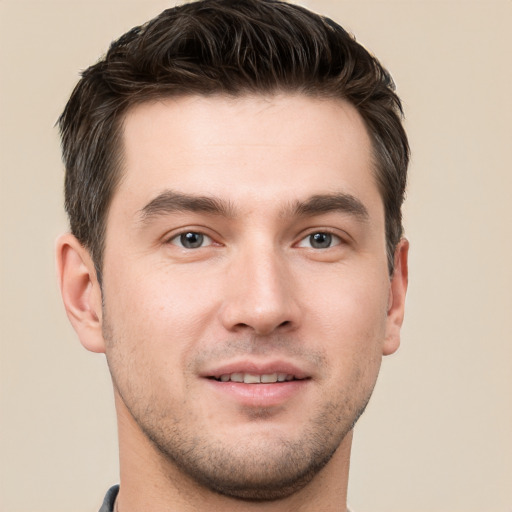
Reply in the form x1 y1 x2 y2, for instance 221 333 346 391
382 238 409 356
56 233 106 353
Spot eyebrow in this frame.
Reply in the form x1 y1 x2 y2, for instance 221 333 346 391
138 189 369 224
288 193 369 221
138 190 235 222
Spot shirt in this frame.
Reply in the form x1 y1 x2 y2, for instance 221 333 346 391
98 484 353 511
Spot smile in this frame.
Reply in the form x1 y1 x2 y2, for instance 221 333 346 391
211 373 303 383
203 362 312 407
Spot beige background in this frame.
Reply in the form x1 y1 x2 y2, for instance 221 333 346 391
1 1 511 511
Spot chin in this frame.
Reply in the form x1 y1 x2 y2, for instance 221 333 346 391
137 401 359 502
160 431 340 502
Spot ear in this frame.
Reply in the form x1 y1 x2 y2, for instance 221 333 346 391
382 238 409 356
56 233 105 353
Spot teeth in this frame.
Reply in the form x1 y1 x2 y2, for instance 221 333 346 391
217 372 296 383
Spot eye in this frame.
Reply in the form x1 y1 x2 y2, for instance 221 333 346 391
297 232 341 249
170 231 213 249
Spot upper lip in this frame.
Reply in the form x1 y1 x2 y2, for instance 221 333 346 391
201 360 310 380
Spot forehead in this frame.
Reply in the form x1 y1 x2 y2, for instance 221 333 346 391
114 94 381 219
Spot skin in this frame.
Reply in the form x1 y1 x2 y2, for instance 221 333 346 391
57 94 408 512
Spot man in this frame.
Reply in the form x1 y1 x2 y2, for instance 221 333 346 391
56 0 409 510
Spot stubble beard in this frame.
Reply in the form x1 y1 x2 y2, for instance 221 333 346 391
134 399 364 501
103 317 376 502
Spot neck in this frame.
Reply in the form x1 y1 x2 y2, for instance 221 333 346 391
114 394 352 512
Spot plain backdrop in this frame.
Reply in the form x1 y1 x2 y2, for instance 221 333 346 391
1 1 511 511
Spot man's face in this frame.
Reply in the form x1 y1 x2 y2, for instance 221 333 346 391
100 94 405 499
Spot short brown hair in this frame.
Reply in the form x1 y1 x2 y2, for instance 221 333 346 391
59 0 409 281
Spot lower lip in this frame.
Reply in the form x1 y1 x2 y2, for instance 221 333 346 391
204 379 309 408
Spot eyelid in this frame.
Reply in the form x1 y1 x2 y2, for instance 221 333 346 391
171 233 213 248
294 228 348 248
297 232 341 249
164 227 219 248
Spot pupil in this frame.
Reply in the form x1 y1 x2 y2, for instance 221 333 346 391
181 232 203 248
310 232 331 249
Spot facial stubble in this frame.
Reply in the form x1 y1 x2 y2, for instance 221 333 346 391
102 314 377 502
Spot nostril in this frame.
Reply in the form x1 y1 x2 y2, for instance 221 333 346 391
232 320 292 335
234 322 250 330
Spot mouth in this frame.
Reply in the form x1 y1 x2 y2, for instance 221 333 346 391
204 368 310 408
202 361 311 407
203 360 310 384
209 372 305 384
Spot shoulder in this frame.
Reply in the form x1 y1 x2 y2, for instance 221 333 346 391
98 485 119 512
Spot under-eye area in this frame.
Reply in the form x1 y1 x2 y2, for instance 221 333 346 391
209 373 310 384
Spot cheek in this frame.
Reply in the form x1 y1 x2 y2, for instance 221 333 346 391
101 283 191 415
105 259 220 333
101 261 223 391
306 268 390 345
302 268 390 397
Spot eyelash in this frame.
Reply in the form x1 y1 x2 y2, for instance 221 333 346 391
168 231 215 249
296 231 343 249
167 229 345 250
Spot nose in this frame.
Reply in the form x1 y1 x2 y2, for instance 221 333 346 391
218 245 301 336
